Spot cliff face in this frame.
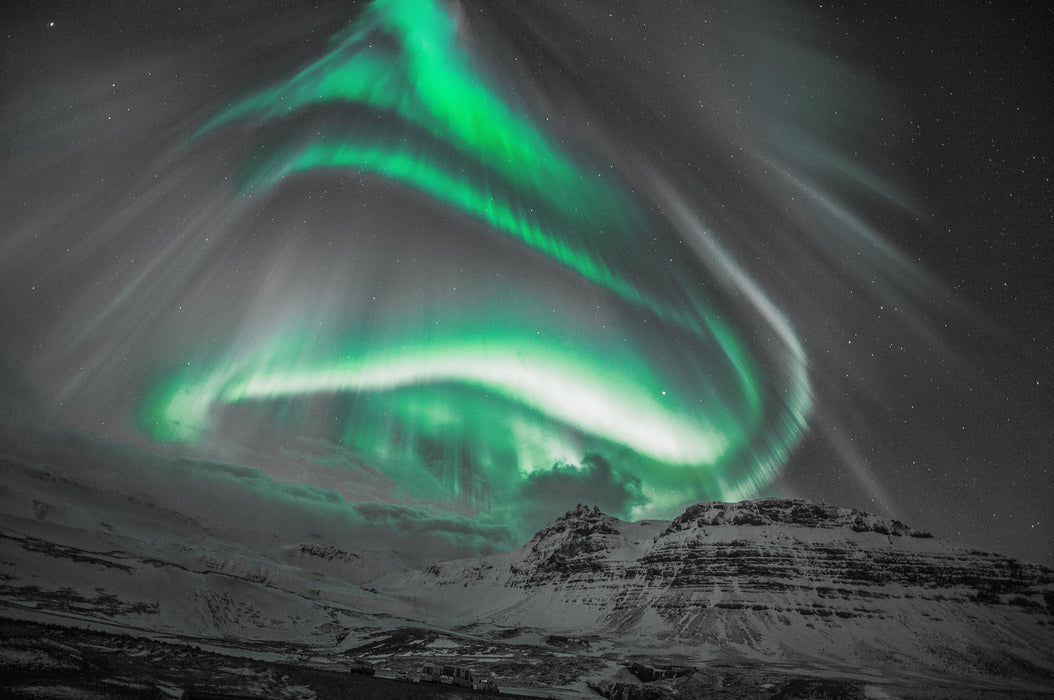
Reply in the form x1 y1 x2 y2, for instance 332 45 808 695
382 499 1054 679
666 498 933 536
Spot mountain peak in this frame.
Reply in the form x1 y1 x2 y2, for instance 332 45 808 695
524 504 625 573
530 504 622 543
562 503 604 520
665 497 932 537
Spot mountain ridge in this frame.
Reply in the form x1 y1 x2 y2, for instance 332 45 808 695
380 498 1054 688
664 497 934 537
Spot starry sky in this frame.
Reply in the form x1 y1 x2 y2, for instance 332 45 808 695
1 1 1051 565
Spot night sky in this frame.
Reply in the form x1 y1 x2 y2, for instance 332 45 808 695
1 1 1051 566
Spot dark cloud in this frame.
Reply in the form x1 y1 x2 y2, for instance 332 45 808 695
352 502 518 559
514 453 646 532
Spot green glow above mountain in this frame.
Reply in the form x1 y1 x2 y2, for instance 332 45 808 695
139 0 811 520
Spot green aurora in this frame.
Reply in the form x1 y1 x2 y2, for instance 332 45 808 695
139 0 811 520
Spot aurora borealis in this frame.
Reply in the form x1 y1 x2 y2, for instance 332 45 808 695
136 0 809 518
1 1 1051 564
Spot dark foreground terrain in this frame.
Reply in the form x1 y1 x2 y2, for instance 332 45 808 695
0 618 515 699
3 617 1053 699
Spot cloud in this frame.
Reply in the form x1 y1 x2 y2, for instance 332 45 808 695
351 502 518 559
46 428 515 559
512 453 647 533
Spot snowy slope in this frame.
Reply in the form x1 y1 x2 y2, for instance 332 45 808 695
0 454 409 648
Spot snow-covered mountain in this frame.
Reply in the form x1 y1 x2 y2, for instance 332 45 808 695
379 500 1054 685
